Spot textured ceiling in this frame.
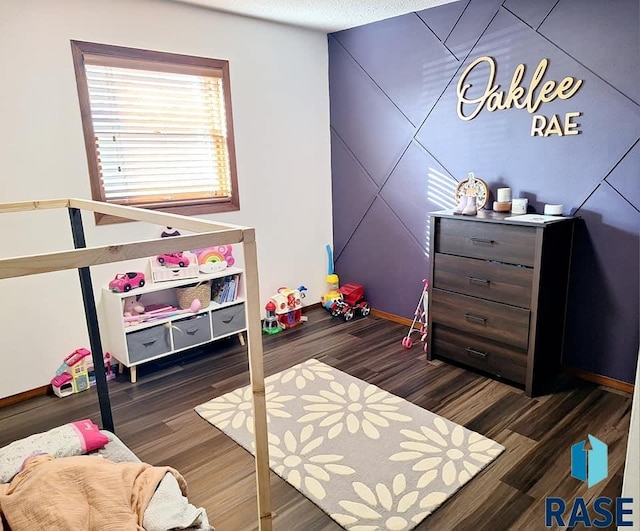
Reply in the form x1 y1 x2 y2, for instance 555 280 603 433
167 0 458 32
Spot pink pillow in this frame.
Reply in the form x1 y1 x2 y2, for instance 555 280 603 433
69 419 110 452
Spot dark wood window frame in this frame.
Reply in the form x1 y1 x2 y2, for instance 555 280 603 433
71 41 240 225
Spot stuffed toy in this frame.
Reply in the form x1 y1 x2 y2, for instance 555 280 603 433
123 295 145 327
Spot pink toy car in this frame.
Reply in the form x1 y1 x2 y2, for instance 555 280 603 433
157 252 190 267
109 272 146 292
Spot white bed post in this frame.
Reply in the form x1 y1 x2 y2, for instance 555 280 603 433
242 229 272 530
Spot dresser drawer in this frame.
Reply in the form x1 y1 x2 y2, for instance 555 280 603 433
431 289 530 349
431 324 527 385
433 253 533 308
436 218 536 266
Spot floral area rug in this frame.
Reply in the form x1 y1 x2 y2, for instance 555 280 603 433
195 359 504 530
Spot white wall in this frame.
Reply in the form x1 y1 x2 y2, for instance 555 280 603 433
0 0 333 398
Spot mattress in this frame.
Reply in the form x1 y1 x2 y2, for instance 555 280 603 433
0 425 213 530
95 430 140 463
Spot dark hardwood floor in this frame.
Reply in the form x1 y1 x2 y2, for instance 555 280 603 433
0 308 633 530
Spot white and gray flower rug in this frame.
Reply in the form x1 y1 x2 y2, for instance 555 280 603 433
195 359 504 530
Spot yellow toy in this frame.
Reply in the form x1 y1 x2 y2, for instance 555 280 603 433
321 273 341 309
321 245 342 310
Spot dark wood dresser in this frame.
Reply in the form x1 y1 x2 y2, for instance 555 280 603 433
427 210 575 397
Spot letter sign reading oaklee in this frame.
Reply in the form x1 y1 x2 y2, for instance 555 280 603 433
456 56 583 137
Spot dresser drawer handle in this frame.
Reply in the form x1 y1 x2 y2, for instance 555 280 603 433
465 347 488 359
464 313 487 324
470 237 495 245
468 276 490 285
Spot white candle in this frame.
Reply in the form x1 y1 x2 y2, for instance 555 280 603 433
511 198 528 214
544 204 563 215
497 188 511 202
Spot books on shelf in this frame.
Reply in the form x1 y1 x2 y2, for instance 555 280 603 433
210 274 240 304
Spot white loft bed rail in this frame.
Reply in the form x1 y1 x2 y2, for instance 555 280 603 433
0 198 272 531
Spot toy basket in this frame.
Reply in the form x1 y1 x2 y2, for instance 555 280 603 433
176 281 211 310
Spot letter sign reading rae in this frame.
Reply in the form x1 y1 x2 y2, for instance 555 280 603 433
456 56 583 137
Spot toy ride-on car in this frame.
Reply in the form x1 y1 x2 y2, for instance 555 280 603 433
328 283 371 322
108 272 146 292
157 252 190 267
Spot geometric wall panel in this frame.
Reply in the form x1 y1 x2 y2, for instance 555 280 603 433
564 184 640 382
417 0 469 45
334 14 460 127
539 0 640 104
443 0 503 59
334 198 429 319
605 140 640 212
328 35 415 186
416 8 640 215
503 0 557 29
380 141 457 248
329 0 640 383
330 131 379 257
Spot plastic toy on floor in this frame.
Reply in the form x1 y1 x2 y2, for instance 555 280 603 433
321 245 342 310
321 244 371 322
328 283 371 322
51 348 91 397
55 348 91 376
402 279 429 352
87 352 117 388
52 349 117 398
267 286 307 330
262 301 281 335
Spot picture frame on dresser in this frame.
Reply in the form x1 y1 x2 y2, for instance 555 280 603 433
427 210 576 397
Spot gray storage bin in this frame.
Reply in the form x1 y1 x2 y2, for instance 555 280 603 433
126 324 171 363
172 313 212 350
212 303 246 336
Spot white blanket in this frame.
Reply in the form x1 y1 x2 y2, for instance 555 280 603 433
144 473 213 531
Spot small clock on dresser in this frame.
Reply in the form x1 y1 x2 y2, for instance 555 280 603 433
454 176 489 209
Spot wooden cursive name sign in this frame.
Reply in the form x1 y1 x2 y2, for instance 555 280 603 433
456 56 583 137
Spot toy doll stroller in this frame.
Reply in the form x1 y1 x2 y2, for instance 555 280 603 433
402 279 429 352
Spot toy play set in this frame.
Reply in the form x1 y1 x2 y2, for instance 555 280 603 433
263 286 308 334
51 348 116 398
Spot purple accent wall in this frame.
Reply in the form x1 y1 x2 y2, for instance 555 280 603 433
328 0 640 383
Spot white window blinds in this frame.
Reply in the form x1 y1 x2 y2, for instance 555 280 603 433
84 63 232 206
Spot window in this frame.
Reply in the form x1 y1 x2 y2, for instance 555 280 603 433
71 41 239 224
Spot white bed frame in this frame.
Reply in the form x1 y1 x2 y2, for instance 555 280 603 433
0 198 272 530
